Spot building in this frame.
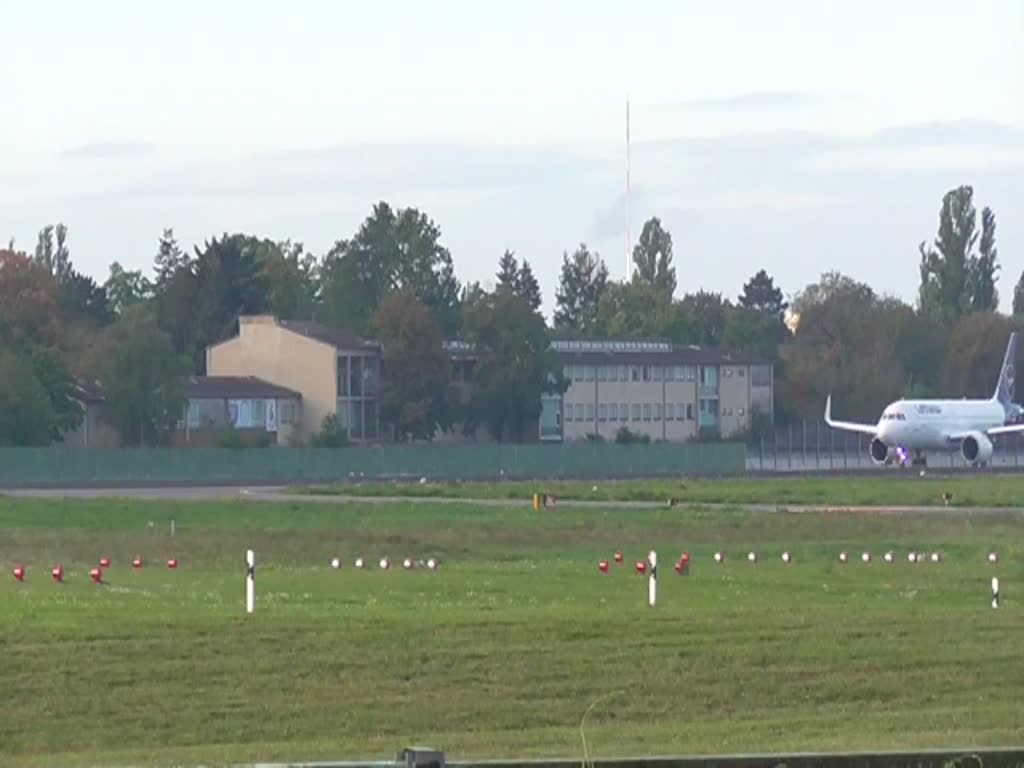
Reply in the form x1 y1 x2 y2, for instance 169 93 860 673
551 339 773 443
177 376 302 447
206 316 381 443
60 380 120 449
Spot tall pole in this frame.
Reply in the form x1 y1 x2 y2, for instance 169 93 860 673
626 97 631 280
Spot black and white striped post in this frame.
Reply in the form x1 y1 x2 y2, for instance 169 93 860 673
648 550 657 607
246 549 255 614
992 576 1000 609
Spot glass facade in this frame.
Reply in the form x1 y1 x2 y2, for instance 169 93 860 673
337 354 379 441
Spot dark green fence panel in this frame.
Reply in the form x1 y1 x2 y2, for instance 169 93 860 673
0 443 745 487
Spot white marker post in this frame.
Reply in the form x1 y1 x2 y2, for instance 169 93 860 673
246 549 255 615
648 550 657 607
992 577 1000 609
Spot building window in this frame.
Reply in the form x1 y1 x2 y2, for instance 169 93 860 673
653 366 663 382
686 404 694 421
632 403 641 421
751 365 771 386
642 365 651 382
665 366 675 382
608 403 617 420
585 366 595 382
620 403 627 421
251 399 265 425
700 366 719 387
187 402 200 428
739 407 746 416
280 401 294 425
738 368 746 378
599 403 607 421
724 368 734 377
597 366 607 382
575 403 584 421
620 366 629 381
665 403 674 420
337 356 350 396
609 366 618 382
654 403 663 421
364 357 380 396
574 366 584 382
585 403 595 421
564 404 573 422
643 403 652 421
563 365 572 381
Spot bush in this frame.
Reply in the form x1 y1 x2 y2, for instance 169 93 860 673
217 427 247 450
311 414 350 448
614 427 651 445
585 432 605 443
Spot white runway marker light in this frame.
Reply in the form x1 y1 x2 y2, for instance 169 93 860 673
781 551 791 564
839 552 848 563
426 558 438 571
992 577 1000 609
245 549 255 615
330 557 341 570
988 552 999 564
908 552 918 564
747 551 757 564
930 552 941 564
379 557 390 571
402 558 413 570
714 552 724 564
355 557 365 570
884 552 894 564
647 550 657 608
861 552 872 563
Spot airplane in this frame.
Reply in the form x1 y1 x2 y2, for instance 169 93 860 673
824 331 1024 468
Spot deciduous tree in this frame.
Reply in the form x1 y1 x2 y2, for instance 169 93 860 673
0 347 57 446
371 292 455 441
632 217 676 297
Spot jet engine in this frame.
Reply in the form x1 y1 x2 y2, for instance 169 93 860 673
960 433 993 465
869 438 894 465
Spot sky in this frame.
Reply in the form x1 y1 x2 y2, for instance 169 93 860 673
2 0 1023 318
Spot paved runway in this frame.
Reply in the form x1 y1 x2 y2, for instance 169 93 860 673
4 485 1022 516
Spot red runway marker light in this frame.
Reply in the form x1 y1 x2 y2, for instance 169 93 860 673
614 551 624 564
132 556 143 569
674 561 683 574
51 565 64 583
635 560 647 574
90 567 102 584
12 566 25 582
598 560 609 573
99 557 111 569
167 558 178 569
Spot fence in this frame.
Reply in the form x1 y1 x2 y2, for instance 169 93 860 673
748 420 1024 472
0 442 746 488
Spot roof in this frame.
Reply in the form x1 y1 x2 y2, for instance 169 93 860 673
186 376 302 400
554 347 767 367
73 379 105 404
277 320 380 351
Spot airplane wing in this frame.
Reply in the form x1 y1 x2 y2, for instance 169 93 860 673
944 423 1024 441
824 395 877 436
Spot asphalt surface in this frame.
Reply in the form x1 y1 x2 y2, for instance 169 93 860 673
4 485 1023 516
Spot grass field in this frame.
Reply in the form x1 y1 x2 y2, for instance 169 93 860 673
297 472 1024 507
1 496 1023 767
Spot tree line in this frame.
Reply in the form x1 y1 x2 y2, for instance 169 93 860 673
0 184 1018 446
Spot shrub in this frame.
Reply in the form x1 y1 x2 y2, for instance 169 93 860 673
311 414 350 448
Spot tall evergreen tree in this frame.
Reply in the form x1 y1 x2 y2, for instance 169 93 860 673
496 249 519 290
631 217 676 296
1013 271 1024 317
515 259 542 312
154 228 190 287
739 269 788 318
554 244 608 333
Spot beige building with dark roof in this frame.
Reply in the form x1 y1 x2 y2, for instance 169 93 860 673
206 316 381 444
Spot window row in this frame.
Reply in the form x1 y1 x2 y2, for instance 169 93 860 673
564 402 697 423
564 364 705 384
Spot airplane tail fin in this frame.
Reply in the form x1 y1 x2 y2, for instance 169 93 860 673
994 331 1018 406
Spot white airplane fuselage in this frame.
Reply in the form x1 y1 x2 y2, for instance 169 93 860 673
875 399 1007 452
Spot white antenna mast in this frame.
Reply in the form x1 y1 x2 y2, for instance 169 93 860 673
626 96 632 280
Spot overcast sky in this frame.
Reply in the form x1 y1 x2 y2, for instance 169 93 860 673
2 0 1022 318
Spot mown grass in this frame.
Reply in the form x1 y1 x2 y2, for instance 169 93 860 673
0 497 1022 768
297 473 1024 508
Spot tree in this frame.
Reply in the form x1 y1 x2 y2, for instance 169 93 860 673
515 260 542 312
554 244 608 333
153 228 190 287
320 202 461 334
968 207 999 312
631 217 676 296
33 223 72 284
739 269 787 318
943 312 1019 399
193 233 272 351
1013 271 1024 317
0 347 57 446
680 290 729 347
97 305 190 445
256 239 319 321
496 249 519 290
918 185 1000 322
371 292 456 441
722 306 786 362
60 269 114 329
595 281 691 341
463 290 564 442
105 261 152 315
29 346 83 438
0 248 62 348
